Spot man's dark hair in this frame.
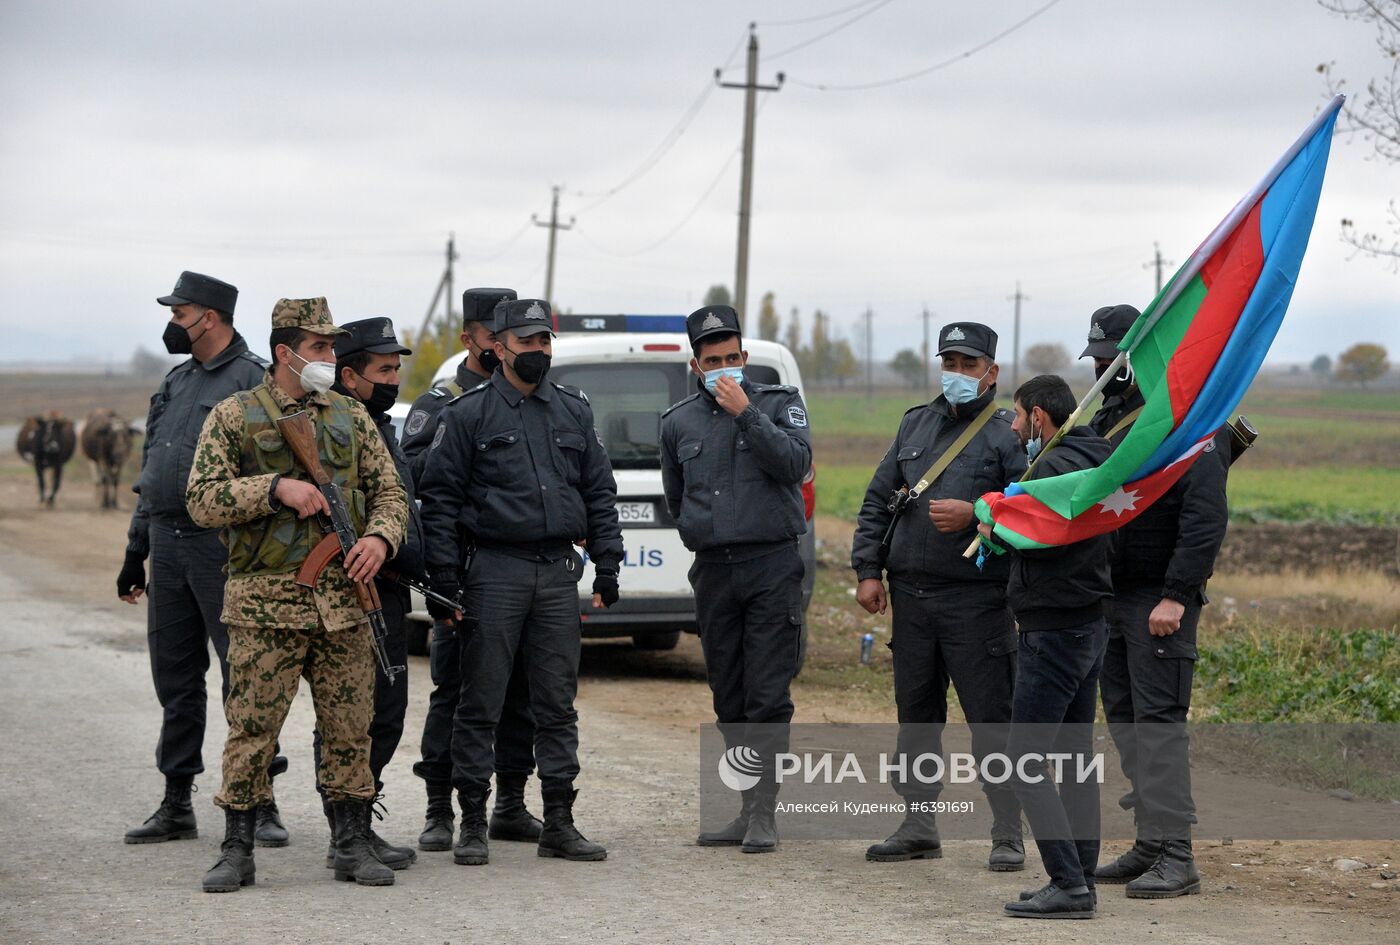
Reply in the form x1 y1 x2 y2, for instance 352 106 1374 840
268 327 307 367
693 331 741 359
213 308 233 326
336 351 373 385
1015 374 1076 428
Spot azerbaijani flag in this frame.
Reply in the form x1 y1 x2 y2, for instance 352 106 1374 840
976 96 1342 552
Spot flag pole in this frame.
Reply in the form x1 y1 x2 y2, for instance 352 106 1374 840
964 94 1344 558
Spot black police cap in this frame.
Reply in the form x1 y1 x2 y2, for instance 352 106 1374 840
495 299 554 337
686 305 741 348
937 322 997 360
157 271 238 314
335 317 413 359
1081 304 1142 359
462 287 517 330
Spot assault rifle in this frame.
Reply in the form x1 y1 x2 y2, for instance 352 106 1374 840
275 410 406 685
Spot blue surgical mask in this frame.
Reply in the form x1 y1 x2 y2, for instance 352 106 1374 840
1025 420 1043 462
941 367 989 405
702 366 744 394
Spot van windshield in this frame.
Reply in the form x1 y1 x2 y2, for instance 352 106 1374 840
550 362 691 469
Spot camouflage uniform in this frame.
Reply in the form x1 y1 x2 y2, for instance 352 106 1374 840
186 298 408 811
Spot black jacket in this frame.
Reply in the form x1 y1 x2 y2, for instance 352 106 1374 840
370 408 426 584
1006 426 1114 631
400 357 491 487
1089 389 1230 604
850 387 1026 591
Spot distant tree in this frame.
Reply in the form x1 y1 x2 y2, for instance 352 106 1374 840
757 292 780 342
809 310 834 381
1310 353 1333 377
832 339 859 389
1023 342 1071 375
1335 342 1390 385
129 345 175 377
784 307 802 356
890 348 924 389
402 314 459 401
703 284 732 307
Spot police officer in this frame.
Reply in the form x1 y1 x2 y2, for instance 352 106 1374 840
418 298 622 866
118 272 290 847
1079 305 1229 899
401 288 542 853
850 323 1028 870
659 305 812 854
187 297 409 892
309 316 424 871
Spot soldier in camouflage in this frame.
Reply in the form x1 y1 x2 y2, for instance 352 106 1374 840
186 297 408 892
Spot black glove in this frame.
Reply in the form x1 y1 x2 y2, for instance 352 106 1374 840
117 551 147 598
592 569 619 608
426 570 461 622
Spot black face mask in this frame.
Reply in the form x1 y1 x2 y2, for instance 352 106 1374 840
161 316 206 355
506 347 551 385
476 347 501 375
359 379 399 415
1095 360 1136 397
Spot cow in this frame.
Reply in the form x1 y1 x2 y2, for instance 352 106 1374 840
15 412 77 508
79 408 138 510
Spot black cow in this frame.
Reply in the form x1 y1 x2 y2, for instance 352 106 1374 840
16 413 78 507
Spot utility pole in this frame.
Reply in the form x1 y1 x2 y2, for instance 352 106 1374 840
1143 241 1173 295
414 233 459 344
717 26 783 327
532 185 574 307
921 304 931 392
864 306 874 398
445 232 457 324
1009 282 1029 393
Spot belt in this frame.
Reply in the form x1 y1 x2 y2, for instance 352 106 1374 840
474 538 576 562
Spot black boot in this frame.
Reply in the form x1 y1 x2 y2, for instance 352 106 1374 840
987 792 1026 872
419 782 455 852
866 803 941 862
125 776 197 844
368 796 417 870
1004 883 1096 919
697 789 756 847
331 799 395 886
1020 882 1097 907
1126 827 1201 899
490 773 543 841
323 803 336 869
201 808 256 893
740 787 778 855
537 786 607 861
1096 817 1164 884
453 788 490 866
254 800 289 848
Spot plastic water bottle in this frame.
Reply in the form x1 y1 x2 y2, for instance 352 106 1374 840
860 633 874 665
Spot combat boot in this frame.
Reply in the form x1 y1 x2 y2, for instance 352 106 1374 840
1095 816 1164 884
866 802 941 861
125 776 197 844
1020 882 1097 907
697 789 756 846
1004 882 1095 919
323 803 336 868
368 795 417 870
201 808 256 893
490 773 543 841
331 799 395 886
988 792 1026 872
1125 827 1200 899
253 799 289 848
740 787 779 854
419 781 455 852
453 788 490 866
537 785 607 861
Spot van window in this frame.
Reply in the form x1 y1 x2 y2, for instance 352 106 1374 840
551 363 690 469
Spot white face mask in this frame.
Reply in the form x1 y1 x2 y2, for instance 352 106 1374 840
289 351 336 394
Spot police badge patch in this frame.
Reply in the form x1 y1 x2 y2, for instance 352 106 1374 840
701 312 724 330
406 410 429 436
1089 322 1107 341
430 422 447 451
945 326 966 341
786 405 808 428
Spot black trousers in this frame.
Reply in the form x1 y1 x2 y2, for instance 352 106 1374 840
451 549 581 794
690 547 803 769
1007 620 1108 890
887 582 1017 802
1101 584 1199 828
146 524 231 779
313 585 409 796
413 618 536 786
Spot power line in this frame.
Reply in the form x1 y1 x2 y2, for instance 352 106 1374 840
786 0 1065 92
756 0 889 28
763 0 899 62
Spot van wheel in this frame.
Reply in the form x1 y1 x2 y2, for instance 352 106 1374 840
633 630 680 651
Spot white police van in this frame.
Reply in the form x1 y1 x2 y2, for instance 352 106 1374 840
392 313 816 667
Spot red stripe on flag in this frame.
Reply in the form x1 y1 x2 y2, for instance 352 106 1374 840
1164 201 1266 425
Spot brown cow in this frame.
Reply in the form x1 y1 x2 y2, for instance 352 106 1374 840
80 408 138 510
16 412 77 507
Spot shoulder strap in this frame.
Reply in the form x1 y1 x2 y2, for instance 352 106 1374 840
908 400 1001 499
251 385 284 421
1104 406 1143 442
444 380 464 397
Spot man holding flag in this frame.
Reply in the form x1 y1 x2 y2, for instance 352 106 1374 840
1080 305 1229 898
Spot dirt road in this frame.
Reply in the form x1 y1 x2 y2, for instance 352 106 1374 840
0 474 1395 944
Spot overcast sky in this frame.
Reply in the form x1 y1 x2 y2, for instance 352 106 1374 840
1 0 1394 368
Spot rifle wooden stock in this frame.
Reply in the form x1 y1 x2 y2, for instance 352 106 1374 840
275 411 332 486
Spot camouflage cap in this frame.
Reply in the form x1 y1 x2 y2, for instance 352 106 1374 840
270 297 347 335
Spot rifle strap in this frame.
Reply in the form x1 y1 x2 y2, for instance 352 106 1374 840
252 386 288 422
1104 406 1143 442
908 400 1000 500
